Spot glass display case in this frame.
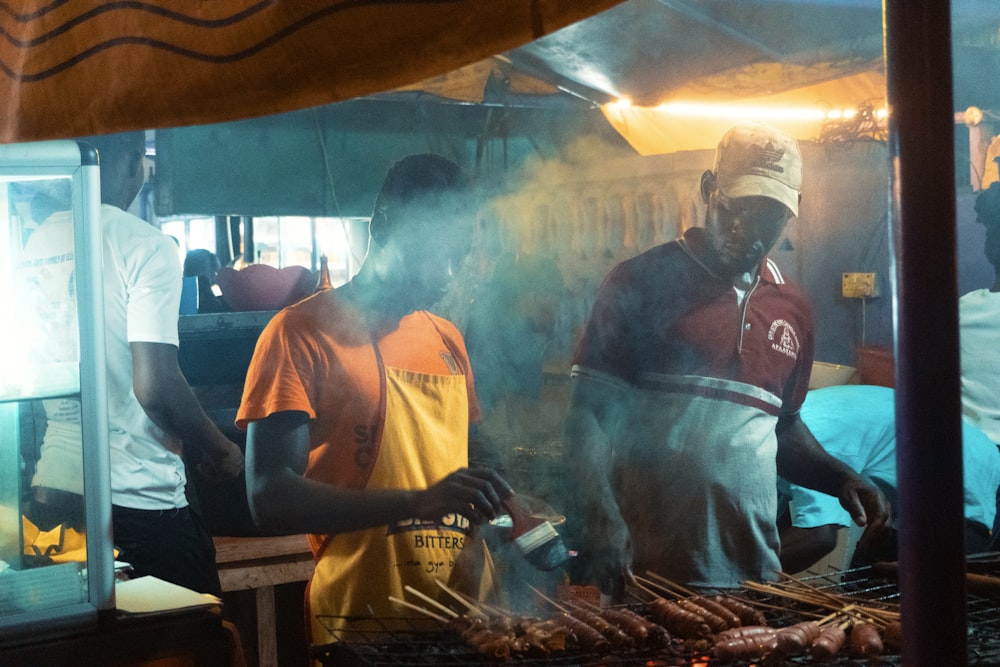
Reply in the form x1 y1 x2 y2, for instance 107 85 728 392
0 141 112 640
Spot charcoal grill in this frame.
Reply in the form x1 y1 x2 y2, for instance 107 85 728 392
311 566 1000 666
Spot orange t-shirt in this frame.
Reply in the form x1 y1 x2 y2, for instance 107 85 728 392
236 289 480 547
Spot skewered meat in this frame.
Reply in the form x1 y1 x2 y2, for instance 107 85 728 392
676 598 730 634
713 625 778 661
563 602 634 647
849 622 884 657
810 624 847 660
552 611 610 651
713 629 778 662
715 625 777 642
649 598 713 639
772 620 822 656
521 619 571 654
593 606 650 642
449 614 571 658
688 596 742 629
882 619 903 650
711 594 768 626
604 606 676 647
475 634 519 659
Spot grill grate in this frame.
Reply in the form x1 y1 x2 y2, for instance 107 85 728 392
311 567 1000 666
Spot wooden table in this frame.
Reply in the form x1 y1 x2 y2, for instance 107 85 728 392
214 535 314 667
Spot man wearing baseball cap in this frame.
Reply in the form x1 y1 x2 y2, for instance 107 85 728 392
562 121 890 594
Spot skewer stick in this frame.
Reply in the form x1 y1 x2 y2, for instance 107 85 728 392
742 580 900 623
817 607 850 626
633 575 672 598
776 571 849 607
623 585 651 605
747 597 825 619
388 595 449 623
432 579 489 618
528 584 570 614
643 570 699 598
433 578 514 618
843 605 895 628
567 595 602 612
404 585 459 619
630 578 663 601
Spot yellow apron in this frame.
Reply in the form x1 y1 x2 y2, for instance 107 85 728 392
308 364 493 646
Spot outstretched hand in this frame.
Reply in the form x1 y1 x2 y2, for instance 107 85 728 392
413 466 513 525
838 476 891 554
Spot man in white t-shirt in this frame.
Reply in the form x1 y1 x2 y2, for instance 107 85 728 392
22 132 243 595
959 181 1000 547
960 182 1000 444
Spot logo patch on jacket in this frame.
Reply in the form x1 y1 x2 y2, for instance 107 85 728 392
767 319 800 360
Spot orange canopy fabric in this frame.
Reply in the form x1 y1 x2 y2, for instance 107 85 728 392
0 1 625 143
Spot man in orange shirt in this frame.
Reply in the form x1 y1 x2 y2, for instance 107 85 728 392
237 154 510 646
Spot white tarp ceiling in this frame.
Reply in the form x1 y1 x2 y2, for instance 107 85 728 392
382 0 1000 153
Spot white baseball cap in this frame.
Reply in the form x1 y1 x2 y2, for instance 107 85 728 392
714 121 803 216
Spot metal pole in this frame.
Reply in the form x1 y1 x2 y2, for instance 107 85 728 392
884 0 968 663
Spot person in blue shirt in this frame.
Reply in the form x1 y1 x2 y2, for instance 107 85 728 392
778 384 1000 573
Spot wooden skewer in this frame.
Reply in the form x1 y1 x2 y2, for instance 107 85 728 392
432 579 489 618
776 571 851 607
434 578 514 617
842 605 894 628
528 584 570 614
623 585 651 605
742 580 900 623
630 578 664 601
404 585 459 619
748 597 825 619
633 574 672 598
817 607 851 626
388 595 448 623
643 570 699 598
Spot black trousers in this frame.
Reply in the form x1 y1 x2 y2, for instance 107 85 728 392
112 504 223 597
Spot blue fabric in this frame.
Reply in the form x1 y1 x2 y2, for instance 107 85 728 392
781 384 1000 531
179 275 198 315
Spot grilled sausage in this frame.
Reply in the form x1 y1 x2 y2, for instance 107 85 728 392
711 594 768 627
649 598 713 639
552 612 610 651
595 606 650 643
676 598 730 634
607 606 675 647
849 622 884 657
810 624 847 660
713 631 778 662
773 620 822 656
564 603 634 647
882 620 903 650
688 596 742 629
715 625 777 642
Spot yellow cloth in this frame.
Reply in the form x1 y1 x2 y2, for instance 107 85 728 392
22 516 88 563
308 366 493 645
